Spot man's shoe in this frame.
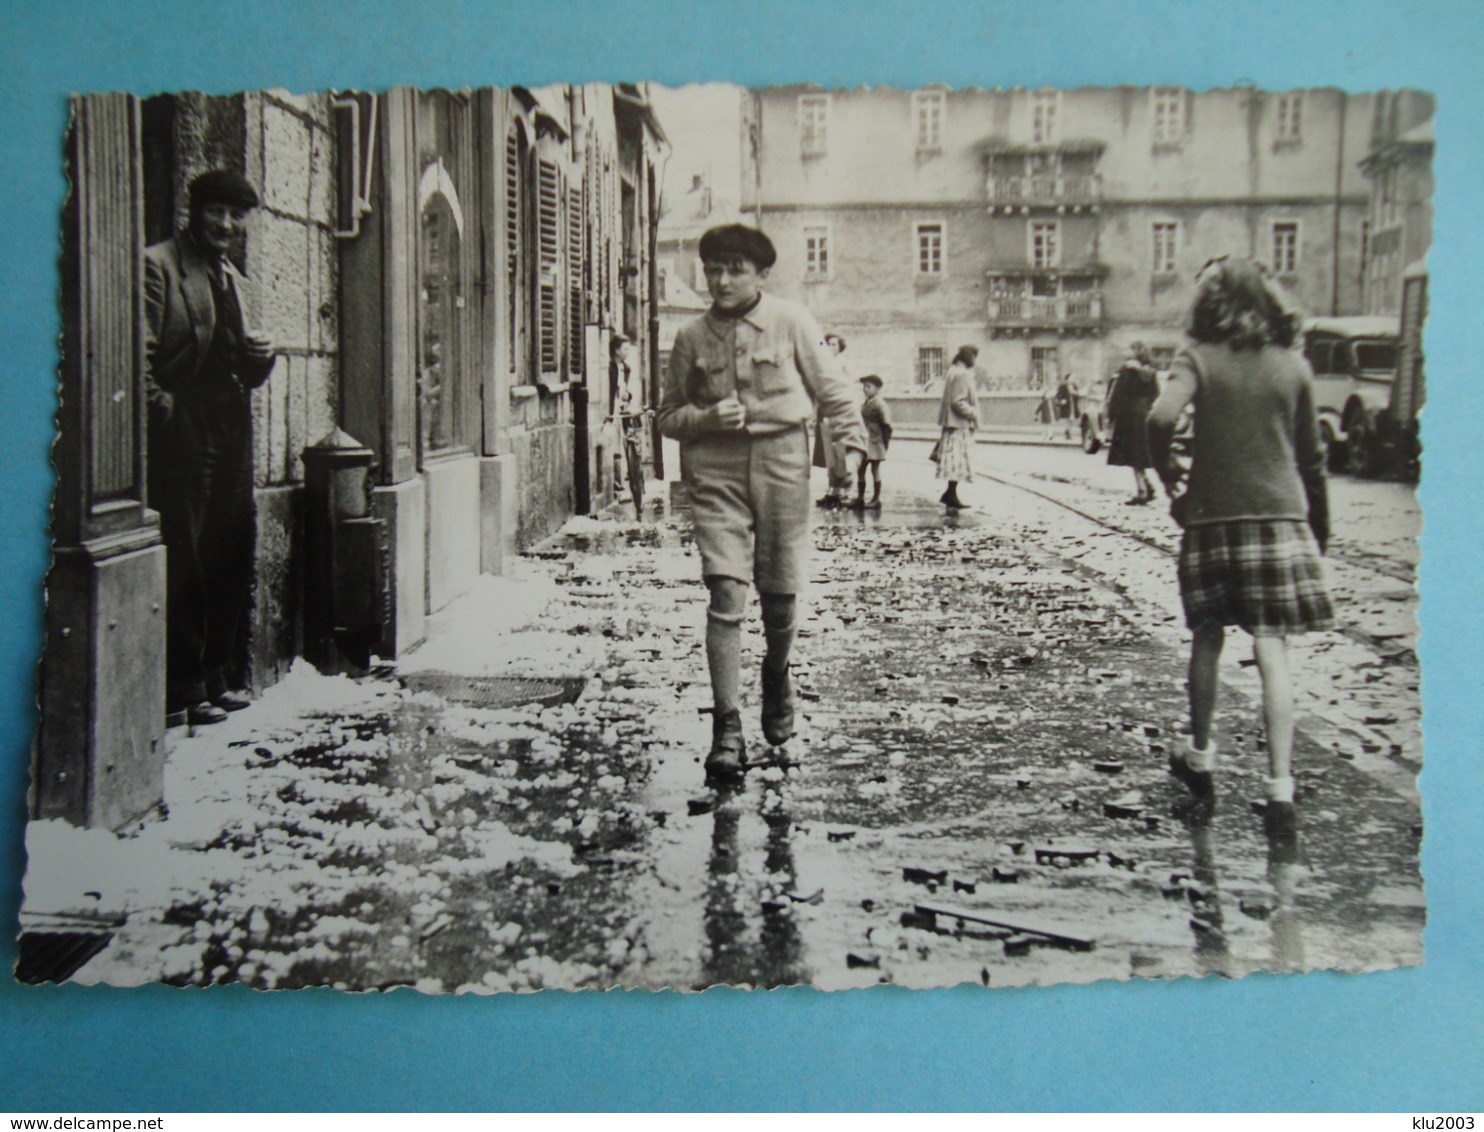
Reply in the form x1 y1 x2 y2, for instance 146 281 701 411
761 664 796 747
705 708 747 782
187 701 229 726
214 689 252 712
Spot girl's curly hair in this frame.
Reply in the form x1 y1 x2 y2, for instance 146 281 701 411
1187 256 1303 350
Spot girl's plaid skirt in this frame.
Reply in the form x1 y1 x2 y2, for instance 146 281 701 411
934 428 975 482
1178 519 1335 637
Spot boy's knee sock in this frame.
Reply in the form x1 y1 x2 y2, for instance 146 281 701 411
763 621 795 675
760 596 796 675
706 608 744 711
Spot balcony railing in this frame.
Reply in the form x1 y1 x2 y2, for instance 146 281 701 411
988 293 1103 324
988 174 1100 207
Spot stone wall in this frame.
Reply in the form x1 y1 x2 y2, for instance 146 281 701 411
508 389 575 550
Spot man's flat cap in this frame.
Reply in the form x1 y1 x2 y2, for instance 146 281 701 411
189 169 261 210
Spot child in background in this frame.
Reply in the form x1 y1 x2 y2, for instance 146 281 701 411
852 374 892 509
1147 257 1333 840
659 224 866 781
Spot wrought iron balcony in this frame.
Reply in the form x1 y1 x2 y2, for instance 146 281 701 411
987 174 1100 209
987 292 1103 327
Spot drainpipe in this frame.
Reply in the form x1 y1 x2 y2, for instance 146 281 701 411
1331 92 1347 316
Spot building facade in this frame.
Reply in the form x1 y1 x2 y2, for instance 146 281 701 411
740 85 1382 392
43 84 665 828
1359 89 1434 318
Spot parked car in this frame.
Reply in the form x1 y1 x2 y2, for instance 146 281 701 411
1300 315 1402 475
1077 376 1112 454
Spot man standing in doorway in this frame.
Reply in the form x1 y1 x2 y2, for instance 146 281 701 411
144 170 277 726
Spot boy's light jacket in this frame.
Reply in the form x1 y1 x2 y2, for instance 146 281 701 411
659 292 866 452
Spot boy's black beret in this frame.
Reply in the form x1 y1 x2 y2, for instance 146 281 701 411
699 224 777 270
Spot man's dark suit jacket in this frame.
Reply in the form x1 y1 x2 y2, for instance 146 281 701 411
143 232 275 424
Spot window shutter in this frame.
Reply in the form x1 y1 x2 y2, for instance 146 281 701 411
537 157 560 377
567 181 584 378
504 129 519 372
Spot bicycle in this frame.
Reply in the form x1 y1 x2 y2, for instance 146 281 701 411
619 409 651 520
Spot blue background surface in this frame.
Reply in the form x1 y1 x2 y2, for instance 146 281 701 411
1 0 1480 1111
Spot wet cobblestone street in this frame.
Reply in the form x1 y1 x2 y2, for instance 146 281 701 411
31 445 1424 993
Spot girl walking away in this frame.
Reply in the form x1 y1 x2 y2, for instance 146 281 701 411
935 346 981 510
852 374 892 509
1107 343 1160 504
1147 257 1333 841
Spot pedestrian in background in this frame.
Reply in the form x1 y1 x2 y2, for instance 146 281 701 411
813 332 858 508
1107 342 1159 504
1054 373 1077 440
144 170 277 727
851 374 892 509
934 345 981 510
659 224 866 781
1147 256 1333 840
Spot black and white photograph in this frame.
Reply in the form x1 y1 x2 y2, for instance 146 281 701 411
21 80 1430 994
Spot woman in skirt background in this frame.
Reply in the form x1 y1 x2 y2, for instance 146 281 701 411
1147 257 1333 839
934 346 982 510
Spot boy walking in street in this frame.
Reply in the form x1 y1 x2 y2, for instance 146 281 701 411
659 224 867 781
851 374 892 509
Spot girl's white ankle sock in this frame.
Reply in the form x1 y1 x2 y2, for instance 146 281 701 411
1185 738 1216 772
1264 775 1296 803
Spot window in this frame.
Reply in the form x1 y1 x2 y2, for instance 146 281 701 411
913 90 944 150
1152 221 1179 275
1276 93 1303 142
1030 220 1059 268
803 225 831 278
1153 87 1186 144
1272 221 1299 275
916 345 946 387
1032 89 1059 145
915 222 944 275
1304 337 1334 375
1031 346 1060 388
799 94 829 155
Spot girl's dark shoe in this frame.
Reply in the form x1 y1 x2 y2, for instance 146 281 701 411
761 665 795 746
1261 800 1299 840
705 708 747 781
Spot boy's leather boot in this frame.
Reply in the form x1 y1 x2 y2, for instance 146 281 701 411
705 708 746 781
761 663 795 746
